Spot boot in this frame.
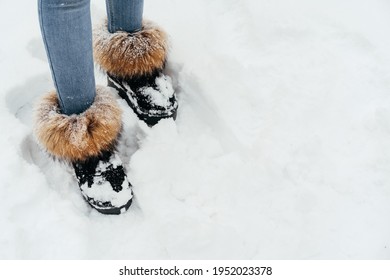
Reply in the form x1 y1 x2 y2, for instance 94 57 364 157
93 20 178 126
34 86 133 214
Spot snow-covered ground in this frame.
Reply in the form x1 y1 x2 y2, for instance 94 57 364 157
0 0 390 259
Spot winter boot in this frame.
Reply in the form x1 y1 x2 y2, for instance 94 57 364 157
93 20 178 126
34 86 133 215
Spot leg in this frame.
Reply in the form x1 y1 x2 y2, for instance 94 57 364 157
106 0 144 33
94 1 178 126
36 0 133 215
38 0 96 115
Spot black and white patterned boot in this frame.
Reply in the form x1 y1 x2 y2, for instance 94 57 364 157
107 72 178 126
34 86 133 215
93 20 178 126
73 151 133 215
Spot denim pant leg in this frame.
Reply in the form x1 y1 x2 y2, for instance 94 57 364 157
106 0 144 33
38 0 96 115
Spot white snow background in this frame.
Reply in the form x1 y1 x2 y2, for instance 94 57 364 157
0 0 390 259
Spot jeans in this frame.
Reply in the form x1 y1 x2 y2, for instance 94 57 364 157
38 0 144 115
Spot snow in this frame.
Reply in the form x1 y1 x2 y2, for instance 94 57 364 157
0 0 390 259
140 74 174 108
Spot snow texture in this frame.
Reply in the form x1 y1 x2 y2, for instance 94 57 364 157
0 0 390 259
140 75 175 108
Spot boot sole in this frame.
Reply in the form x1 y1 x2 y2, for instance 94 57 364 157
94 197 133 215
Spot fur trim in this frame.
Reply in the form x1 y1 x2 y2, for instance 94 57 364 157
93 20 168 78
34 86 122 162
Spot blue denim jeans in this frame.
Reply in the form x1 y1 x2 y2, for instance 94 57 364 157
38 0 144 115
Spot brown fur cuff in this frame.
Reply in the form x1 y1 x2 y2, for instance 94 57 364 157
93 20 168 79
34 86 122 162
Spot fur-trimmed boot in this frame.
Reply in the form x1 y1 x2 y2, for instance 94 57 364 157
93 20 178 126
34 86 133 215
